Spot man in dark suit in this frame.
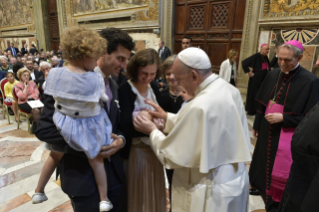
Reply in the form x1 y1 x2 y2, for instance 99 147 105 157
21 44 29 55
6 42 19 57
158 41 171 62
26 59 43 84
36 27 135 212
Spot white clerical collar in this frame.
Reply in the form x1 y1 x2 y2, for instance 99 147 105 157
285 63 299 74
94 66 110 79
194 74 219 96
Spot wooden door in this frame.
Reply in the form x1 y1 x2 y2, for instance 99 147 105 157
48 0 60 53
174 0 246 74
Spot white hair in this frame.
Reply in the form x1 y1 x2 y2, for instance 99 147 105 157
279 44 303 57
52 56 61 62
0 56 8 62
39 61 51 69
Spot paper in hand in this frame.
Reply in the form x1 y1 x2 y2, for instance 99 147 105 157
27 100 44 108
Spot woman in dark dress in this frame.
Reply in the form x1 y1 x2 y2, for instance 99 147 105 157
160 55 183 113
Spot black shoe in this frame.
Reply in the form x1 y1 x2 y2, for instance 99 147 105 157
8 108 14 116
249 188 260 196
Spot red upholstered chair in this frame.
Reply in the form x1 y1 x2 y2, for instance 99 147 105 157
0 79 12 124
12 86 33 133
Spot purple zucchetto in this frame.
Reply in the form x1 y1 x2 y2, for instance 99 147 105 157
284 40 304 51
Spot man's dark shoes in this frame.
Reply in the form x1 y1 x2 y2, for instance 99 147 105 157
249 188 260 196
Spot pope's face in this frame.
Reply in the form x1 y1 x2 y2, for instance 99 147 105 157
172 59 196 95
278 47 302 73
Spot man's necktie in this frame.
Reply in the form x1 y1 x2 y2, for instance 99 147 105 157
12 48 16 56
104 78 113 111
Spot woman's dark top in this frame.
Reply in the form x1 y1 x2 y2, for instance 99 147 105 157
119 80 163 159
160 89 183 114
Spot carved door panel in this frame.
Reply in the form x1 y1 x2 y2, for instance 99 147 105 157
48 0 60 53
174 0 246 74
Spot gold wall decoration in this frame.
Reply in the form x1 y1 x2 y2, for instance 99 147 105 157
134 0 158 21
72 0 148 16
264 0 319 18
0 0 34 27
65 0 159 29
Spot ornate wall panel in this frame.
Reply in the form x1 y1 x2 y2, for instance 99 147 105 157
211 3 230 28
189 5 205 29
0 0 33 28
262 0 319 19
64 0 159 30
174 0 246 74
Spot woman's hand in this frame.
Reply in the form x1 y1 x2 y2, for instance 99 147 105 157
145 99 167 120
24 81 29 89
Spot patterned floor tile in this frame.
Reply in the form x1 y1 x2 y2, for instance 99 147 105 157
0 193 31 212
48 200 73 212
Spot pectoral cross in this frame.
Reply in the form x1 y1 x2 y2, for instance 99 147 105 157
269 100 276 109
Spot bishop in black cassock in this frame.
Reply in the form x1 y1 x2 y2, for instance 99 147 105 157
249 41 319 212
242 44 270 115
278 103 319 212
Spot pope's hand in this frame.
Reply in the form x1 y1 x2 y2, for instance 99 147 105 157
134 114 157 135
98 134 124 159
265 113 283 124
145 99 167 120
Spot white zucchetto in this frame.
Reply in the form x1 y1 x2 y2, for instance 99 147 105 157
177 47 211 70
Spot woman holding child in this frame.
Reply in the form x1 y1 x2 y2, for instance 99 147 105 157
119 48 166 212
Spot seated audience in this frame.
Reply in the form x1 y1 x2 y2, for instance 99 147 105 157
26 59 43 84
10 56 17 65
0 56 13 73
33 61 39 72
15 68 42 126
4 72 19 122
13 62 25 80
21 57 27 65
51 55 62 68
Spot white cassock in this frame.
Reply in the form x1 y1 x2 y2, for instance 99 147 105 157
146 74 251 212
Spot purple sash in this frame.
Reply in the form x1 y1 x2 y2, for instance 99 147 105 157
265 101 295 202
262 62 269 71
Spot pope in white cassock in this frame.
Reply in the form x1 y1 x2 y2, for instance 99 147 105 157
134 47 251 212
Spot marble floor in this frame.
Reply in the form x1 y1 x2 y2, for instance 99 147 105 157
0 109 265 212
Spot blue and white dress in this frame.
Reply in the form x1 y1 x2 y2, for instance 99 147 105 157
44 67 113 159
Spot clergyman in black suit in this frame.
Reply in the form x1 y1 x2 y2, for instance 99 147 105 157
6 42 19 56
21 44 29 55
36 27 135 212
158 41 171 62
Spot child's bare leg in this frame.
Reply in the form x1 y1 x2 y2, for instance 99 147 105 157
88 156 108 201
35 151 64 193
